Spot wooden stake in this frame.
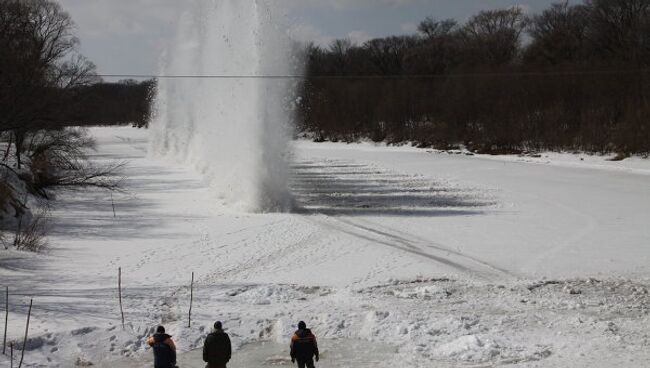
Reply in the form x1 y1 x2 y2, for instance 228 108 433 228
110 193 116 218
13 215 22 247
118 268 125 329
3 286 7 355
2 286 9 355
18 299 31 368
13 195 28 248
188 272 194 328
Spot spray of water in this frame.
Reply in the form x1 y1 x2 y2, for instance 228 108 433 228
149 0 296 212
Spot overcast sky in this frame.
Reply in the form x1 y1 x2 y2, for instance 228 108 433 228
56 0 569 77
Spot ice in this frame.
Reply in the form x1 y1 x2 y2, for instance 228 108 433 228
1 127 649 368
435 335 498 362
102 339 398 368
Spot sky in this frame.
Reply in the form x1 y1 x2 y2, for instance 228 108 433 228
56 0 571 78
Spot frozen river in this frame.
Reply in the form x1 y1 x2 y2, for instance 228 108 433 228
2 127 649 368
104 339 398 368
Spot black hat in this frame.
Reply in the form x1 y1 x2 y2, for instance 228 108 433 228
156 325 165 334
214 321 223 329
298 321 306 329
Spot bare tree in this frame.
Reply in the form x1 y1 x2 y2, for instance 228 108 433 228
404 18 459 74
0 0 98 169
526 2 590 65
26 129 125 196
417 17 457 39
585 0 650 64
363 36 420 74
459 7 529 65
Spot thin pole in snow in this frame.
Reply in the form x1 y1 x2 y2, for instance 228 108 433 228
118 268 125 329
10 342 13 368
13 195 28 247
13 215 22 247
110 193 116 218
3 286 7 355
188 272 194 328
18 299 31 368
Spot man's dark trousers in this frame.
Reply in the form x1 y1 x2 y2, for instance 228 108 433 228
297 358 315 368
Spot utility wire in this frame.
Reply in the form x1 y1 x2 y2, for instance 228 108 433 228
93 68 650 80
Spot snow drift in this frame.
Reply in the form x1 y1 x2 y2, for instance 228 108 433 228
149 0 296 212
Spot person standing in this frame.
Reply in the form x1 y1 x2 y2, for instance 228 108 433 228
290 321 319 368
146 325 177 368
203 321 232 368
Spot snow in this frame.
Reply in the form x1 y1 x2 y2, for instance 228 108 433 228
109 339 398 368
1 127 649 367
294 140 650 279
435 334 496 361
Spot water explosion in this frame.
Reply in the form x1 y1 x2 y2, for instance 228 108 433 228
150 0 296 212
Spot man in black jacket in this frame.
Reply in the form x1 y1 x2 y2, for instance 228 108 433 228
203 321 232 368
290 321 319 368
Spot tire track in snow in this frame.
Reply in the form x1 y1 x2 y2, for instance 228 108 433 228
291 158 515 281
336 217 516 278
306 215 514 281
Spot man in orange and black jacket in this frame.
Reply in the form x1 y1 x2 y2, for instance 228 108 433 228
290 321 319 368
146 325 177 368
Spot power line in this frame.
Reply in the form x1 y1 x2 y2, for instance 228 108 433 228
94 69 650 80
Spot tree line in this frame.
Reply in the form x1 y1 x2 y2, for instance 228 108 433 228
297 0 650 154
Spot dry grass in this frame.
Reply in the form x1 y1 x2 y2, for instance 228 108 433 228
13 208 49 253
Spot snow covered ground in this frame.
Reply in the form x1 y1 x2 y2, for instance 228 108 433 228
1 127 649 367
109 339 397 368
